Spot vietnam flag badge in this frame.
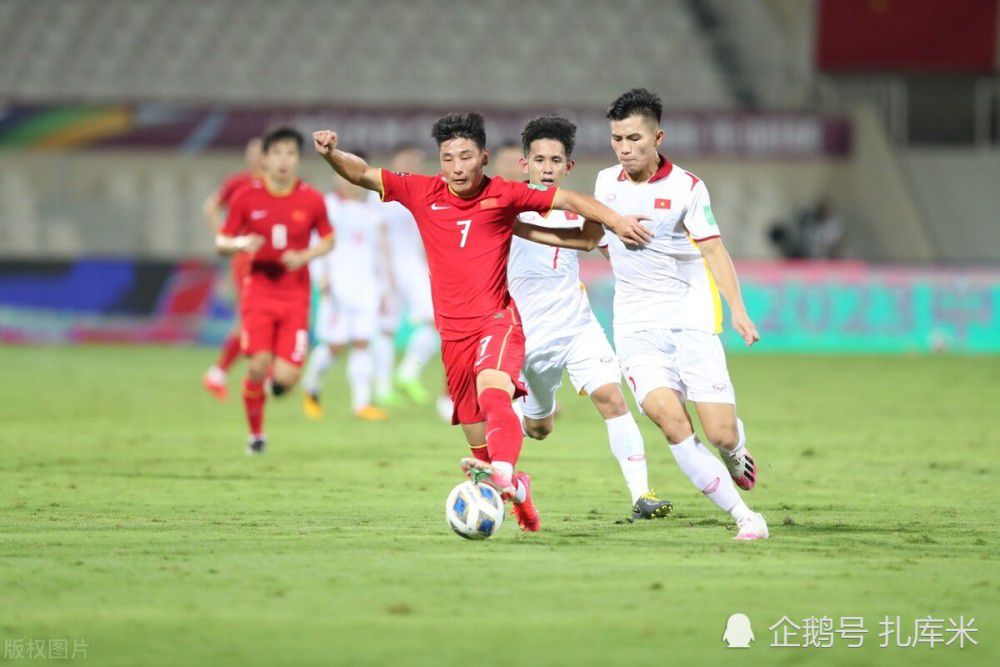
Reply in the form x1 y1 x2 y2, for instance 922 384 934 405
654 198 671 210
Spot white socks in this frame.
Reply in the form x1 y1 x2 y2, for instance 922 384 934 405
397 324 439 382
347 348 374 411
719 417 747 461
605 413 649 503
372 331 395 396
302 345 333 395
511 399 527 436
668 434 754 523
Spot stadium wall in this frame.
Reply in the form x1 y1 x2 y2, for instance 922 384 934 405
2 258 997 354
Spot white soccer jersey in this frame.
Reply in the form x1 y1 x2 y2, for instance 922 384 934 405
508 209 593 347
595 156 723 334
366 190 426 274
318 194 383 305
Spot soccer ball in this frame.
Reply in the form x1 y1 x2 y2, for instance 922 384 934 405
445 480 505 540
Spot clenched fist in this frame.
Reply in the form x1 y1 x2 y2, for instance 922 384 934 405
312 130 339 158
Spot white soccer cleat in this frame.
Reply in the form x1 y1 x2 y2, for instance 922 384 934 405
723 447 758 491
734 512 769 541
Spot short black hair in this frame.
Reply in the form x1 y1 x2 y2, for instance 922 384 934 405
606 88 662 124
262 126 304 153
431 113 487 149
520 116 577 158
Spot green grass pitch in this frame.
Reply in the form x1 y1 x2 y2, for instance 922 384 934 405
1 346 997 666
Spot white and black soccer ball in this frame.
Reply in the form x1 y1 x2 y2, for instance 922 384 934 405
445 480 505 540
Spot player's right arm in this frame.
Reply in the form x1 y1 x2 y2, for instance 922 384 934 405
215 192 264 256
550 189 653 248
203 190 225 231
313 131 383 194
514 219 604 250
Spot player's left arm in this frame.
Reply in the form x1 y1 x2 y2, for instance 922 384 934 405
514 220 604 250
216 191 264 256
698 238 759 346
550 189 652 248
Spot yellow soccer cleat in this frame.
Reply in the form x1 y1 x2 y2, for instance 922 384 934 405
354 405 388 421
303 392 323 420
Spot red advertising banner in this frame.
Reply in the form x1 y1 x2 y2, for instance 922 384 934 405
817 0 999 73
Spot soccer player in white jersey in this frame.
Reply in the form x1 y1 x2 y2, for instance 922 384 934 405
508 116 672 521
368 145 441 407
596 88 768 540
302 173 388 421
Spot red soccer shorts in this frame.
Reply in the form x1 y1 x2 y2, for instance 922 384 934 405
442 305 526 425
240 296 310 366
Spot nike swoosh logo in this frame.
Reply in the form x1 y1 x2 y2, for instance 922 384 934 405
431 203 450 210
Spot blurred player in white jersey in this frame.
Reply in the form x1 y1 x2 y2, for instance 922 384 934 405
597 88 768 540
368 145 441 408
302 171 388 421
508 116 672 520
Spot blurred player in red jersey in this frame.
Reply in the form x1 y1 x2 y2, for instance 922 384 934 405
313 114 651 531
217 127 335 454
202 136 265 400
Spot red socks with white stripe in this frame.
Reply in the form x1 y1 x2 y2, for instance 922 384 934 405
478 388 523 474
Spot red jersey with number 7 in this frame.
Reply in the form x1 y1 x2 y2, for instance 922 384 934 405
379 170 557 341
222 179 332 302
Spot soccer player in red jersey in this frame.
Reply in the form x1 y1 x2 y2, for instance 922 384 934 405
216 127 335 454
202 136 265 400
313 113 651 531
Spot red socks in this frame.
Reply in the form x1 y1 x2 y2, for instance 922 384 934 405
469 444 491 463
478 387 522 467
242 378 266 438
217 334 241 372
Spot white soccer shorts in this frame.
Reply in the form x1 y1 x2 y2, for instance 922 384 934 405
314 294 378 345
615 328 736 406
521 319 622 420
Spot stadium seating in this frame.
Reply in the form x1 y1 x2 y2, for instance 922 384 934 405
0 0 733 108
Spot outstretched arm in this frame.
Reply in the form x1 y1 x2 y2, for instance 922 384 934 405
514 220 604 251
698 237 759 346
313 130 383 193
551 189 652 247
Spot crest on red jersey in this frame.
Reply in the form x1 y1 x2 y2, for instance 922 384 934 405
292 209 308 222
480 198 499 210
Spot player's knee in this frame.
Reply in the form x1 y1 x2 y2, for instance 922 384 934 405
705 424 739 451
649 412 692 444
591 385 628 418
525 419 552 440
247 358 270 382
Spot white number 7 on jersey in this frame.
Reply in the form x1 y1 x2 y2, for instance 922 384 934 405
456 219 472 248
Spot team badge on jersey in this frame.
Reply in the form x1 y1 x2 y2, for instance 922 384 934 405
480 197 499 210
704 205 718 226
654 198 671 209
292 209 308 222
